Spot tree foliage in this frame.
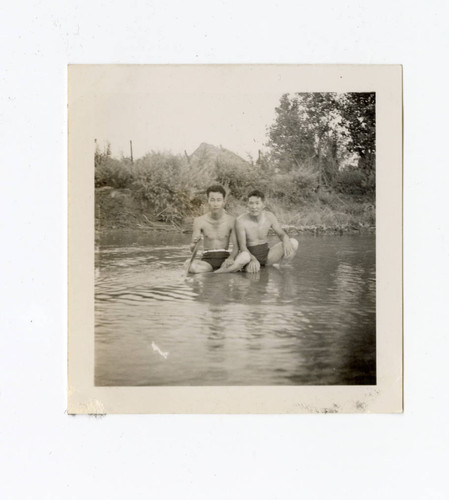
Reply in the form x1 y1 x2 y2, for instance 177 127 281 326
268 94 315 167
267 92 376 187
339 93 376 171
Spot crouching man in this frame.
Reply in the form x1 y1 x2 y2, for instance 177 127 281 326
236 190 298 273
187 185 250 274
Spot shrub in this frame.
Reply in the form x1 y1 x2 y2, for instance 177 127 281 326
214 156 260 199
95 157 133 188
336 167 375 195
132 153 194 224
264 169 318 205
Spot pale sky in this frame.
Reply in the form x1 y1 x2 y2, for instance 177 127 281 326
93 90 280 161
83 66 309 161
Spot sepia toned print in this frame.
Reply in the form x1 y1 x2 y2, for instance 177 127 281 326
68 65 402 413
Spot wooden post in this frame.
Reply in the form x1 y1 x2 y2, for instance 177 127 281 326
130 140 134 164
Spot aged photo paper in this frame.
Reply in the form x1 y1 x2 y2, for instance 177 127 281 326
68 65 402 413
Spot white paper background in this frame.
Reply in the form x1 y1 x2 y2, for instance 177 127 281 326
1 0 447 498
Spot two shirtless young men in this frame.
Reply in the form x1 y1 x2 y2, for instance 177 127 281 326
188 185 298 274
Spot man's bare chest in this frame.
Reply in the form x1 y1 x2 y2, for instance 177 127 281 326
202 219 231 239
245 217 270 238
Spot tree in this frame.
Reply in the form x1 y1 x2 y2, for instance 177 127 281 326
339 93 376 172
267 93 341 185
267 94 315 169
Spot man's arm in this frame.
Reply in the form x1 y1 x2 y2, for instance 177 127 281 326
190 217 202 252
235 218 249 254
236 217 260 272
219 220 238 269
229 224 238 259
268 213 294 257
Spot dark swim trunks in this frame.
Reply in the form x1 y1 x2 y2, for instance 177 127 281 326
247 242 269 266
201 250 230 271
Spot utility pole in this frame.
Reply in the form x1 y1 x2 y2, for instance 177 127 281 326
130 140 134 164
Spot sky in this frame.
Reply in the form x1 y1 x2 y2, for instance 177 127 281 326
91 69 283 160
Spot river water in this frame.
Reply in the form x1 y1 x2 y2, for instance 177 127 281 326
95 231 376 386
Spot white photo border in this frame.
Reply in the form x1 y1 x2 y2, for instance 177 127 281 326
68 64 402 414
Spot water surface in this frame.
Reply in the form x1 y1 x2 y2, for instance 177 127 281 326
95 231 375 386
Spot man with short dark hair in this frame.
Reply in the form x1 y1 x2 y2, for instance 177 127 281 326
235 190 298 273
205 184 226 199
187 185 250 273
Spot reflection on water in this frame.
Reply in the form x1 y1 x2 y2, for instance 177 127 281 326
95 231 376 386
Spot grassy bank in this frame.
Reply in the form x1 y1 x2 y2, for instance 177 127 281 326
95 144 375 234
96 186 375 234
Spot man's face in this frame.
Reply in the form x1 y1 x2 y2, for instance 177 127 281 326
207 192 225 213
248 196 264 216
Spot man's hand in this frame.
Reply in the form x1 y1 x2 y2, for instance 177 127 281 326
246 258 260 273
190 236 202 252
222 256 235 269
283 238 294 258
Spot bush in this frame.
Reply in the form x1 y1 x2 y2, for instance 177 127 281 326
336 167 375 195
132 153 194 224
95 157 133 188
264 169 318 204
214 159 318 204
214 156 260 199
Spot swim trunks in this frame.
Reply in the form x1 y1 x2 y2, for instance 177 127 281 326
201 250 231 271
247 242 269 266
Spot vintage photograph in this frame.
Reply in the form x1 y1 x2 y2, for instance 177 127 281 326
69 65 402 412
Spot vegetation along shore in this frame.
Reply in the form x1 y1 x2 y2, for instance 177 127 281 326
95 93 375 235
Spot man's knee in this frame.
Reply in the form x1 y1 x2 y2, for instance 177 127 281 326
188 261 200 274
238 251 251 265
290 238 299 252
189 261 211 274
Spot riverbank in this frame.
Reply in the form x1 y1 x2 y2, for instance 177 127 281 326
95 186 375 235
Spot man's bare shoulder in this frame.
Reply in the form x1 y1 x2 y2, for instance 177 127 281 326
264 210 277 222
224 211 236 224
236 213 250 223
193 214 208 226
